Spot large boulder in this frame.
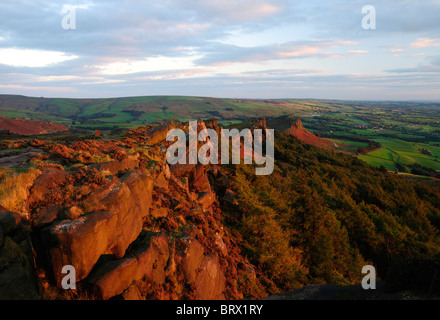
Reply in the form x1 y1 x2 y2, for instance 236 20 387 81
38 211 119 285
191 165 212 193
197 191 216 210
0 210 22 235
180 237 225 300
170 163 196 177
146 125 175 146
0 236 38 300
0 265 38 300
28 167 70 209
35 170 155 286
87 233 169 300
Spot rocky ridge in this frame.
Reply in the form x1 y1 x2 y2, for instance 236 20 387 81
0 120 263 300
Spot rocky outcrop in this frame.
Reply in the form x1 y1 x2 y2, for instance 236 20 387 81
87 233 169 300
0 208 38 300
146 124 175 146
34 170 155 286
28 167 71 209
285 118 334 150
180 237 225 300
0 122 252 301
0 208 22 235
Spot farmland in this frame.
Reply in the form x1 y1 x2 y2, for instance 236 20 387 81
1 94 439 177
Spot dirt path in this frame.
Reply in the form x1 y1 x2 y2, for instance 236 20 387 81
0 147 43 168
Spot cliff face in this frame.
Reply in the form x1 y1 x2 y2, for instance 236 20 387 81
285 119 334 150
0 121 262 300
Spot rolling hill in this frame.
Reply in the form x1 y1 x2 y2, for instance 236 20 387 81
0 95 305 128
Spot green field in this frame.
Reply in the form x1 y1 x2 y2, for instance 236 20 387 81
359 138 440 171
1 94 440 177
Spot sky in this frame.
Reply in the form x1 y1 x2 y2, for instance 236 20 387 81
0 0 439 101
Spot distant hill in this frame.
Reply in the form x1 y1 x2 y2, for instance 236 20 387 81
0 95 306 128
285 118 335 150
0 115 68 135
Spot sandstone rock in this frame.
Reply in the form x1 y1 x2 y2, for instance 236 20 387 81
214 233 228 256
89 158 139 176
32 204 61 227
0 265 38 300
170 176 189 195
197 191 216 210
0 210 22 235
122 285 143 300
170 163 195 177
88 233 169 300
127 152 140 161
59 206 84 221
146 124 175 146
164 164 171 180
181 238 225 300
28 168 71 207
150 205 168 219
152 165 169 189
36 171 155 286
191 165 212 193
39 211 119 285
0 235 37 299
195 253 225 300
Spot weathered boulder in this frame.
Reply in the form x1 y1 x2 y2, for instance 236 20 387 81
191 165 212 193
122 285 143 300
35 170 155 286
0 236 37 300
32 204 61 227
197 191 216 210
0 210 22 235
170 163 196 177
28 168 70 208
39 211 119 285
181 237 225 300
59 206 84 221
0 265 38 300
152 164 169 189
146 125 175 146
87 233 169 300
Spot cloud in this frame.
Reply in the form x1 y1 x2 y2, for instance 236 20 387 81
178 0 284 22
410 38 440 48
348 50 368 54
386 56 440 73
0 48 77 67
97 55 203 75
196 40 361 66
0 0 439 100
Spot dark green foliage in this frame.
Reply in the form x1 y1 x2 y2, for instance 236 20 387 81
222 132 440 293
